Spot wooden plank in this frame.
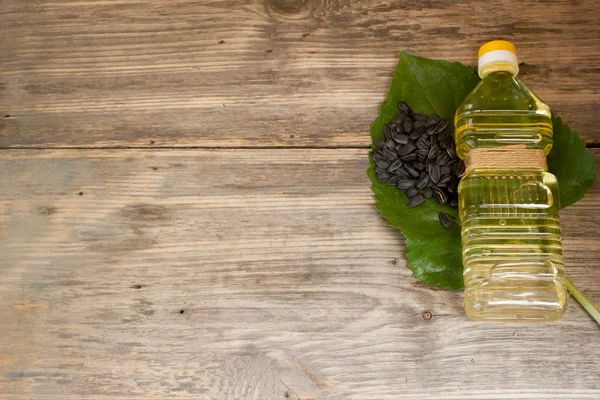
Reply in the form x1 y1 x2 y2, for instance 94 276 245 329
1 0 599 148
0 148 599 399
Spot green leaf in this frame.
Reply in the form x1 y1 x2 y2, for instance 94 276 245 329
547 116 598 208
369 51 597 290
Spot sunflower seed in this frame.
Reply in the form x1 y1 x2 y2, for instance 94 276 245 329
376 160 391 170
397 179 416 190
428 144 441 159
405 164 420 178
425 125 437 136
416 175 429 190
375 138 385 149
383 148 398 161
449 176 459 193
446 146 457 159
438 212 452 228
396 166 411 179
413 113 429 122
421 188 433 198
439 134 453 149
437 151 451 165
393 112 408 124
429 133 438 147
401 153 417 162
375 167 385 174
374 156 390 169
413 121 427 130
395 123 406 134
398 102 411 113
449 197 459 208
393 133 409 144
372 151 384 162
440 165 452 175
416 149 429 159
429 163 441 183
416 137 430 150
435 119 448 133
432 186 448 204
406 187 419 198
387 175 401 185
377 171 391 182
426 114 441 126
453 160 465 175
407 194 424 208
386 138 397 149
388 159 403 172
409 127 425 140
384 124 393 139
398 143 416 157
413 161 425 170
438 174 452 185
404 118 413 133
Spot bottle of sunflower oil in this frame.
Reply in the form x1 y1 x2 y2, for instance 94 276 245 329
454 40 567 321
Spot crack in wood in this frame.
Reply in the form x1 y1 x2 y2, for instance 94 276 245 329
280 378 301 400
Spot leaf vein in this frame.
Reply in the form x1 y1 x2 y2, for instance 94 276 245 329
401 51 442 116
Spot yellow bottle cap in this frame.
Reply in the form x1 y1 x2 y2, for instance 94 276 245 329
478 40 517 58
477 40 519 78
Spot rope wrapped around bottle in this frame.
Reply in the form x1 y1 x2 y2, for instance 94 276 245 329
464 145 547 173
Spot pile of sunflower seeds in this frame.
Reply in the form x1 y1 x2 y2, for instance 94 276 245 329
372 102 464 226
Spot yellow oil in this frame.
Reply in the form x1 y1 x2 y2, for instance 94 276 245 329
455 71 567 321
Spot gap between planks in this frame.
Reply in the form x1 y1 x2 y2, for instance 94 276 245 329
0 144 599 151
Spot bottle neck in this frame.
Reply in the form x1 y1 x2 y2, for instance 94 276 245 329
479 62 519 79
486 70 515 78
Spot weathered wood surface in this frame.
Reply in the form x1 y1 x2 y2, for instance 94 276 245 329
0 149 599 399
1 0 599 148
2 0 600 399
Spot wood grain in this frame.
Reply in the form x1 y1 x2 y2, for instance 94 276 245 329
1 0 599 148
1 149 599 399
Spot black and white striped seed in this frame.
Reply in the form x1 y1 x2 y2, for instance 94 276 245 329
398 143 416 157
388 159 403 172
383 148 398 161
397 179 417 190
404 118 413 133
429 163 441 183
393 112 408 124
428 144 441 159
432 186 448 204
398 102 411 113
406 187 419 198
407 194 424 208
393 133 409 144
405 165 420 178
438 212 452 228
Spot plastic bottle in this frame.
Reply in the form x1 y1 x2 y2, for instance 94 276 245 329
454 40 567 321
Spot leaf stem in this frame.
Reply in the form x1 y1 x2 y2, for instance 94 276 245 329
565 277 600 325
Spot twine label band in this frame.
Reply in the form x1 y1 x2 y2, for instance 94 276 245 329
465 145 547 173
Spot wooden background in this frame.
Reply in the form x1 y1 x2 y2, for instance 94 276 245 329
1 0 599 399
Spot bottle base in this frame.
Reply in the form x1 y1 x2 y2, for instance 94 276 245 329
465 306 567 322
464 290 567 322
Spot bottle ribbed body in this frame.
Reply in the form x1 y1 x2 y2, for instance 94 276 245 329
455 71 566 321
